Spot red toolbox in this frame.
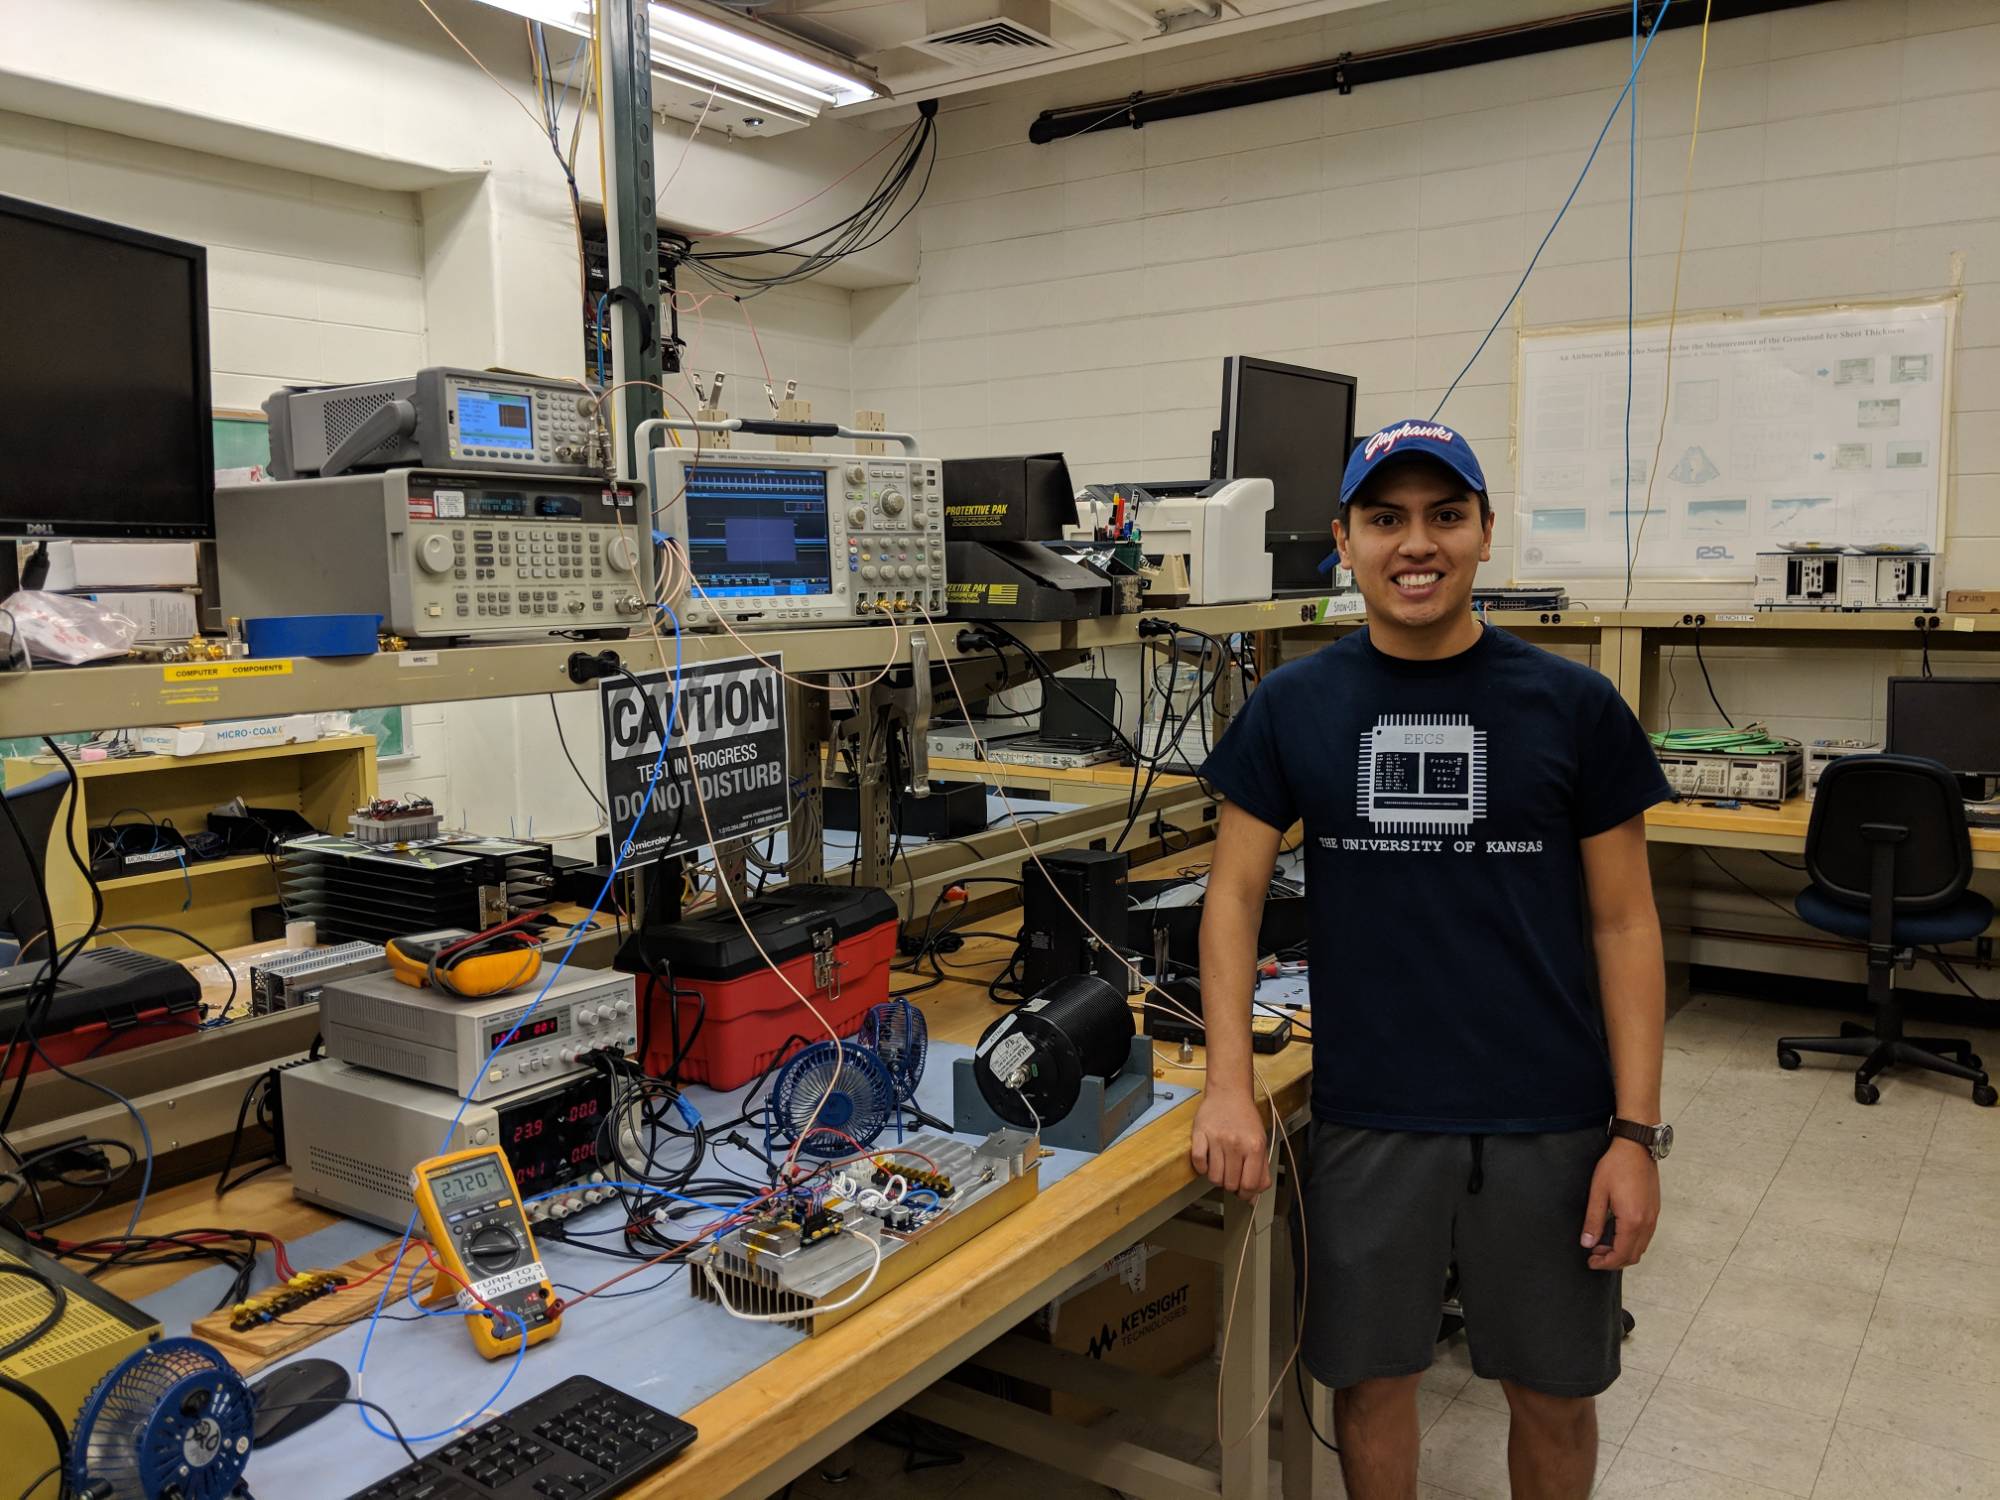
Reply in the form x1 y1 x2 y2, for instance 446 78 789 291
630 884 900 1088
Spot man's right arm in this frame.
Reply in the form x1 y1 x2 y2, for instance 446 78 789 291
1189 800 1284 1199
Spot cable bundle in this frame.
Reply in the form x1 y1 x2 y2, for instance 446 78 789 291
674 102 938 300
1648 727 1794 755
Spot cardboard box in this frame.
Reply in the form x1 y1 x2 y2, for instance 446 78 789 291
942 454 1077 542
76 590 199 642
137 715 320 758
38 540 200 590
1012 1243 1218 1424
1947 590 2000 615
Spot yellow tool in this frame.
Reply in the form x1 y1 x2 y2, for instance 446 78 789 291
412 1146 561 1360
385 926 542 997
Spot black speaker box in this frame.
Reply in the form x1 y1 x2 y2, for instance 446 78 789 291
1019 847 1128 995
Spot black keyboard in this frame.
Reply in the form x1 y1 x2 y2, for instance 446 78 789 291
1967 807 2000 828
347 1375 697 1500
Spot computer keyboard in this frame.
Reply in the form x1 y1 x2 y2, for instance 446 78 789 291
346 1375 696 1500
1967 806 2000 828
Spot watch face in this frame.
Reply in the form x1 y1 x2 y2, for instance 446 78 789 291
1654 1122 1674 1160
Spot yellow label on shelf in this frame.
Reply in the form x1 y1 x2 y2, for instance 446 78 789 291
161 659 295 683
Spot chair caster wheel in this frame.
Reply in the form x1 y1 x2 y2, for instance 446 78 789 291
1855 1080 1880 1105
1777 1047 1801 1071
1974 1084 1996 1108
1620 1309 1636 1336
1966 1054 1984 1072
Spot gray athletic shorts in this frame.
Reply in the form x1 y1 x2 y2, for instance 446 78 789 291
1296 1123 1623 1397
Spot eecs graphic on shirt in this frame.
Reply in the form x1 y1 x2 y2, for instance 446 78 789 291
1330 713 1542 856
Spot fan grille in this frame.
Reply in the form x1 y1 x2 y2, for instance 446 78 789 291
860 1000 929 1104
769 1042 896 1157
74 1338 255 1500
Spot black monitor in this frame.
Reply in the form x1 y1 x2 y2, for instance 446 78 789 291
0 194 215 541
1213 356 1357 594
1886 677 2000 782
0 770 66 950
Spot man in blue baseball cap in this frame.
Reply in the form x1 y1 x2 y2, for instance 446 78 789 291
1192 418 1673 1499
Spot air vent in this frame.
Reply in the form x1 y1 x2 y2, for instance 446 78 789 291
911 17 1064 67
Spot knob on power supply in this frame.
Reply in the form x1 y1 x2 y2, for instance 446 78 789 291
417 534 455 575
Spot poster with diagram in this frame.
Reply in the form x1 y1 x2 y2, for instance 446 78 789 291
1515 301 1952 580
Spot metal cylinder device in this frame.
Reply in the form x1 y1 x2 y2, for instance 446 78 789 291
972 974 1134 1129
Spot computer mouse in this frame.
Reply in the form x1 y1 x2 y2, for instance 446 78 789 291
249 1357 351 1449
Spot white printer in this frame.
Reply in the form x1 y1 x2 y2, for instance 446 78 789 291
1067 478 1274 605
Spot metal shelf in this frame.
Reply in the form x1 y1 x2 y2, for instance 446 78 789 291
1623 609 1993 636
0 604 1300 737
5 604 1987 739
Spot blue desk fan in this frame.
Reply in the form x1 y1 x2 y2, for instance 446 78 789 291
858 999 948 1136
765 1040 898 1159
70 1337 258 1500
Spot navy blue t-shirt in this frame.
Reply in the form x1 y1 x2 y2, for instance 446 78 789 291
1201 625 1672 1134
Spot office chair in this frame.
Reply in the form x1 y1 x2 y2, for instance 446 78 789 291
1779 755 1996 1107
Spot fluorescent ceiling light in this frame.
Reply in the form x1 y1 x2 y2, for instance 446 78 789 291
467 0 879 118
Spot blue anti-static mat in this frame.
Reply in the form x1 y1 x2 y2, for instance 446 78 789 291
138 1041 1197 1497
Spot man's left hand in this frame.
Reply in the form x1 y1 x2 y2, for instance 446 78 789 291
1580 1137 1659 1270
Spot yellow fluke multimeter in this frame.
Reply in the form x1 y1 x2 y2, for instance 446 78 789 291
412 1146 561 1360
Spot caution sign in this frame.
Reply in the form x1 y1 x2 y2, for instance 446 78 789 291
599 654 789 869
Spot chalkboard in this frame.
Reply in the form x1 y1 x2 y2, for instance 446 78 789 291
213 412 272 472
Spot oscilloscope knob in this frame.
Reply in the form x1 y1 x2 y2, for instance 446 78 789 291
604 536 639 573
417 534 455 575
849 507 868 527
879 489 905 515
847 464 867 485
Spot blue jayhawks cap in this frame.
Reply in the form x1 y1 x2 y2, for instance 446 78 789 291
1339 418 1488 507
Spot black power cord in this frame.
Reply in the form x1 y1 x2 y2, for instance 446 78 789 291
549 694 608 819
252 1396 421 1467
0 1371 70 1498
0 1261 66 1361
1690 619 1732 728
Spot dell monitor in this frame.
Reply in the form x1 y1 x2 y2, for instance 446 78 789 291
1214 357 1357 595
1886 677 2000 792
0 193 215 543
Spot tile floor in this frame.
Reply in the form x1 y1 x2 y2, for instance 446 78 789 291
785 992 2000 1500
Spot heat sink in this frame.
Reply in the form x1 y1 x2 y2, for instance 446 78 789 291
0 1228 161 1466
278 833 556 944
689 1131 1037 1334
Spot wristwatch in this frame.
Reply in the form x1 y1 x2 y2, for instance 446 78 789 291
1608 1118 1674 1161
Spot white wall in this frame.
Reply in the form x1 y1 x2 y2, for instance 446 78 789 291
0 109 428 411
853 0 2000 600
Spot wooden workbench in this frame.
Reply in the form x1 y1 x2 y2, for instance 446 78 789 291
1647 794 2000 870
65 861 1315 1500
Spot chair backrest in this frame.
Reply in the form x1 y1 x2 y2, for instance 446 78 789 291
1805 754 1971 913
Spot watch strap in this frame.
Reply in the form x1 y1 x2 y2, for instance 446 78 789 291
1608 1117 1663 1154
